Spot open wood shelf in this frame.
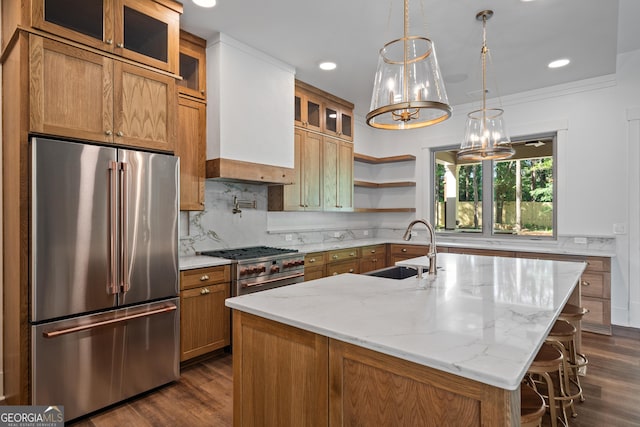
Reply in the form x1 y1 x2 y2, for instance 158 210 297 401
354 208 416 213
353 153 416 164
354 180 416 188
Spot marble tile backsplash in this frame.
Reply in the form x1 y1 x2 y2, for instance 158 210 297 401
179 181 616 257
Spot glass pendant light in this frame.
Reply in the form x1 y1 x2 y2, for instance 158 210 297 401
366 0 452 130
457 10 514 161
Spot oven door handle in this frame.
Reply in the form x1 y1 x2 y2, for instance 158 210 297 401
245 272 304 287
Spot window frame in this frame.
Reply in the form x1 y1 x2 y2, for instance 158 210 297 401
430 132 558 240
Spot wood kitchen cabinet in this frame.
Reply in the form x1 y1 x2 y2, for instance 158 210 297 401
178 30 206 100
29 35 177 152
269 128 323 211
294 85 323 133
180 265 231 361
304 252 327 281
388 244 431 265
359 244 387 273
177 96 206 210
323 136 353 212
324 101 353 142
30 0 182 74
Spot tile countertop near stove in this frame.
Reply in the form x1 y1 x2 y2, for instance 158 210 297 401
226 253 587 390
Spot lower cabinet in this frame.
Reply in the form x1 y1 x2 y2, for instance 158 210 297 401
304 252 327 281
359 244 387 273
232 311 516 426
180 265 231 361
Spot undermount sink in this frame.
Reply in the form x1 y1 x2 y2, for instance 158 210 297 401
365 266 418 280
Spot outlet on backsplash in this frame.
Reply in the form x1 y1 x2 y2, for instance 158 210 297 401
285 234 293 241
333 232 341 238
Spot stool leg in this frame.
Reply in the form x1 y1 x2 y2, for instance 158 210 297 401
568 337 587 403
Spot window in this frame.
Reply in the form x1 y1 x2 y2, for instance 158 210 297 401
433 134 556 238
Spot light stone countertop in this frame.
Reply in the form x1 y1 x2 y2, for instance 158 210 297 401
179 255 233 271
225 252 586 390
283 237 615 257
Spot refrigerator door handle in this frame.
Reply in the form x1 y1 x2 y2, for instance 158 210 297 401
41 304 177 338
108 161 119 295
119 162 130 293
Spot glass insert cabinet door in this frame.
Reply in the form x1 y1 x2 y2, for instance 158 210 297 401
31 0 180 74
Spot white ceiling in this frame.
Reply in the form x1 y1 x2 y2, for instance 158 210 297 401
180 0 640 117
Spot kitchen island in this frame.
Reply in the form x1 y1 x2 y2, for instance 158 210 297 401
225 253 586 426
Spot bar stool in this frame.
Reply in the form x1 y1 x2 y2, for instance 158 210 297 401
526 343 569 427
545 319 583 418
521 383 546 427
558 303 589 401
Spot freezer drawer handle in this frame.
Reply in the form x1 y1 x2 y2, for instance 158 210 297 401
42 305 177 338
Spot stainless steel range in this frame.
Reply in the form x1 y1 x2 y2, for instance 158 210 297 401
200 246 304 296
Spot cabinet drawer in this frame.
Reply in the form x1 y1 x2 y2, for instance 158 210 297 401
360 244 386 259
327 260 359 276
304 266 326 281
580 272 608 298
584 256 610 273
305 252 327 267
327 248 360 263
389 244 429 257
582 296 612 335
180 265 230 290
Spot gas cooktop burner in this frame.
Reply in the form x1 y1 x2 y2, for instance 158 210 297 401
200 246 298 261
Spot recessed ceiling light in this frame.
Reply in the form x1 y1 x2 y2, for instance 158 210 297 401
192 0 216 7
548 58 570 69
319 62 337 71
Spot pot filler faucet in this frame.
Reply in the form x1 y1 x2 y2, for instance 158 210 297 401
402 219 437 276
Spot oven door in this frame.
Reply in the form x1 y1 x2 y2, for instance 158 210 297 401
235 271 304 296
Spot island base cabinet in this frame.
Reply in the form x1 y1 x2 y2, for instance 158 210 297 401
232 312 328 427
232 311 520 427
329 340 519 427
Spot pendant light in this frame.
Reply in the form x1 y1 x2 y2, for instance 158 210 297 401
457 10 514 161
366 0 452 130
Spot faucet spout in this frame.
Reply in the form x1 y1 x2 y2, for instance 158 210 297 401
402 219 437 275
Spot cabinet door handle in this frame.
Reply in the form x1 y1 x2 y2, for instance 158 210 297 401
370 250 376 253
349 269 354 273
332 255 339 259
105 39 113 45
116 131 124 137
402 248 407 252
581 280 590 286
332 272 338 276
200 275 209 281
308 258 316 263
105 130 113 136
116 42 124 48
372 259 377 262
200 288 210 295
349 252 355 257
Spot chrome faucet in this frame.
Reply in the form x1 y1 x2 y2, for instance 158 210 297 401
402 219 437 275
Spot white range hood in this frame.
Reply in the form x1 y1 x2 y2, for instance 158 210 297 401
205 33 295 184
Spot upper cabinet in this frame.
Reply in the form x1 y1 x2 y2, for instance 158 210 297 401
295 80 354 142
178 30 206 100
294 87 322 133
29 35 176 152
30 0 182 74
324 102 353 142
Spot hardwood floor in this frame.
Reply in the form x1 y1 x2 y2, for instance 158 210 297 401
69 328 640 426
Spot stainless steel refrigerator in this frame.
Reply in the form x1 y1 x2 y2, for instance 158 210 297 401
30 137 180 421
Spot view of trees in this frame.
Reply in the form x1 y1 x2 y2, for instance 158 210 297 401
435 154 554 235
